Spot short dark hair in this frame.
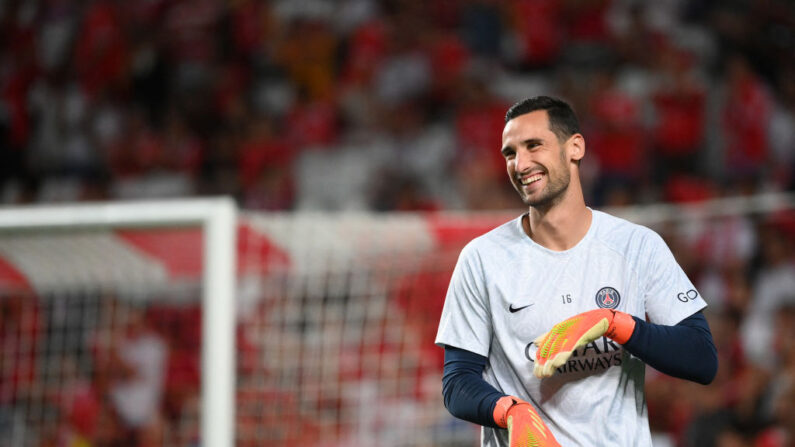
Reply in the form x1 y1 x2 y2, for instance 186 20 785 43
504 96 580 143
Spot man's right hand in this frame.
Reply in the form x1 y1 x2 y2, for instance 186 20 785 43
493 396 562 447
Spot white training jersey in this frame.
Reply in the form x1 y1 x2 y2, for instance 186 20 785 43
435 209 707 447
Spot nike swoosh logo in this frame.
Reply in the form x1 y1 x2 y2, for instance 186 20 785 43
509 303 534 313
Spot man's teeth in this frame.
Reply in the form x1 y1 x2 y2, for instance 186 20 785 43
521 174 543 185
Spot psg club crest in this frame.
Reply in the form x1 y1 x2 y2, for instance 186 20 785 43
595 287 620 309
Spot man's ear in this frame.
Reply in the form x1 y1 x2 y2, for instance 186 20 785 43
568 134 585 163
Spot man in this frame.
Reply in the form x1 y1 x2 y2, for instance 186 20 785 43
435 96 717 446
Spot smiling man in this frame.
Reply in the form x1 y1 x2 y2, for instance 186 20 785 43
435 96 718 446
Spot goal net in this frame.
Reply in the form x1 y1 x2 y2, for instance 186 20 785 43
235 211 511 447
1 193 793 446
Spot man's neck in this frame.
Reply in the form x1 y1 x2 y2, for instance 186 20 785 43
524 196 592 252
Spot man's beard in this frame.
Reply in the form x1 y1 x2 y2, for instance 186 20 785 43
519 170 570 208
515 151 571 208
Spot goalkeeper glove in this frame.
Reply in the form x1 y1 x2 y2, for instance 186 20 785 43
493 396 561 447
534 309 636 378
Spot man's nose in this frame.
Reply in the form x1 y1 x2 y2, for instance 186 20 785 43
515 148 534 172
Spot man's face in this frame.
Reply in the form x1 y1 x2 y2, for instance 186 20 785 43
501 111 573 208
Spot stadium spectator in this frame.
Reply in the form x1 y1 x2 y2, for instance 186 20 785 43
720 54 774 185
92 299 168 446
584 67 647 204
649 42 707 184
740 214 795 371
52 356 102 446
0 293 42 406
237 114 295 210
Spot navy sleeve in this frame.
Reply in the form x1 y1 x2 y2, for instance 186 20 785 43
623 311 718 385
441 345 505 428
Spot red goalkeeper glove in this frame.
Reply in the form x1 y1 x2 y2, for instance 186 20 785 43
493 396 561 447
534 309 636 378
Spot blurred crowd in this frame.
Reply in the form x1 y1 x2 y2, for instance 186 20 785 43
1 1 795 447
648 209 795 447
0 0 793 210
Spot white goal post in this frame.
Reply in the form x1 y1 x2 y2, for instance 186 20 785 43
0 198 237 447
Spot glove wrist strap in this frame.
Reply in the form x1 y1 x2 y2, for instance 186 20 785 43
493 396 522 428
607 310 636 344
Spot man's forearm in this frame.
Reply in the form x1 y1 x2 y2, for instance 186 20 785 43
442 346 504 428
623 311 718 384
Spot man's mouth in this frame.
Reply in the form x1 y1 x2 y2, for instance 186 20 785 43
520 173 544 185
